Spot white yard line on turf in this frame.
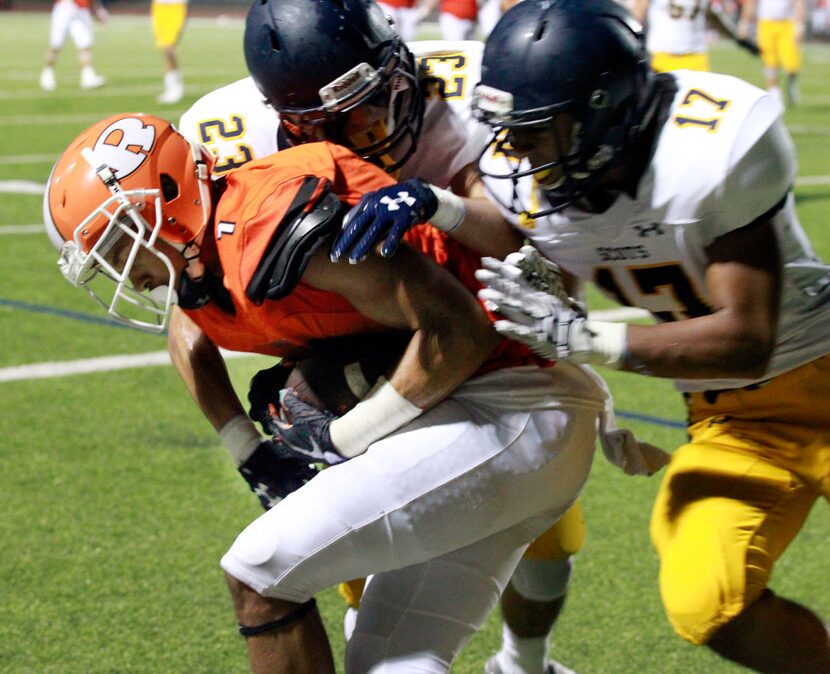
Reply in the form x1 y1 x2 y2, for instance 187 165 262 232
0 307 648 384
0 225 43 235
0 349 255 384
0 180 45 194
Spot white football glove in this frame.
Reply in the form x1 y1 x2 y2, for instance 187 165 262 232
476 251 628 368
599 427 672 476
506 245 571 303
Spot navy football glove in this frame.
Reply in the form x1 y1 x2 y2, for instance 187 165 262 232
237 439 318 510
267 390 348 466
330 178 438 262
248 363 292 435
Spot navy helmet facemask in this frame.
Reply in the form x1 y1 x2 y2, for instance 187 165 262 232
244 0 424 174
472 0 657 218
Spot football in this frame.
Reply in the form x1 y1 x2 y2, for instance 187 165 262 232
286 331 409 416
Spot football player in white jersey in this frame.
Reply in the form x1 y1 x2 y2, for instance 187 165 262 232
465 0 830 671
175 2 604 672
630 0 760 73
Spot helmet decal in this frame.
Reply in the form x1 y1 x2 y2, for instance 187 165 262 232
43 113 214 333
93 117 156 180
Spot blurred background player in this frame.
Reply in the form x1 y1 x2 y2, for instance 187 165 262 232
631 0 760 73
419 0 480 40
152 0 188 104
478 0 523 39
379 0 421 41
739 0 806 105
39 0 107 91
470 0 830 671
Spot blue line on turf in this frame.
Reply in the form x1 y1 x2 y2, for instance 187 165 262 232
615 409 686 430
2 296 686 429
0 297 165 333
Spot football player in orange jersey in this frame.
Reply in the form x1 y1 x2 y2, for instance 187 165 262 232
183 1 597 671
43 113 625 673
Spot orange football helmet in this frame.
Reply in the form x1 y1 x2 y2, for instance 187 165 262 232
43 113 214 333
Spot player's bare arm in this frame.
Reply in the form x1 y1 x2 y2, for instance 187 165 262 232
450 162 526 258
305 242 501 411
168 307 249 432
480 219 782 380
168 300 315 511
630 0 649 24
624 218 781 379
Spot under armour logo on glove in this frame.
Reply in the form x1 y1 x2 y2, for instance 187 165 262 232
237 439 318 510
331 178 438 262
379 192 417 211
267 390 348 466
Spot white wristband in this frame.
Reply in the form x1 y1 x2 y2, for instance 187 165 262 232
583 320 629 369
428 184 466 233
218 414 262 465
329 380 423 458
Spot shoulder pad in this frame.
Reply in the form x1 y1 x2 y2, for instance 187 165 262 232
245 180 344 303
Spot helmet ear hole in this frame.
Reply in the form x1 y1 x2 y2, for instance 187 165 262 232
269 28 281 52
160 174 179 202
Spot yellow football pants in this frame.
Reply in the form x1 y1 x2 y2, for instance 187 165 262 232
152 2 187 49
650 51 710 73
758 19 801 73
650 354 830 644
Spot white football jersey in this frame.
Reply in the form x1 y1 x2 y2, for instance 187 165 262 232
484 70 830 392
177 40 488 188
645 0 710 54
178 77 281 177
758 0 796 20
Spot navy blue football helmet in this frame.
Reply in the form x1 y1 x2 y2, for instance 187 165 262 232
244 0 424 173
473 0 655 216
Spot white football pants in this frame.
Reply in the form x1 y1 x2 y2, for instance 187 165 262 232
221 363 606 672
49 0 94 50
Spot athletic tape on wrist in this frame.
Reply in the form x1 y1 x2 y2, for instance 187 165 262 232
330 381 422 458
428 184 465 233
585 320 629 369
219 414 262 465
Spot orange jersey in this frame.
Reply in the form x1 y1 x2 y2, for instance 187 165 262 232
441 0 478 21
184 141 545 373
378 0 417 8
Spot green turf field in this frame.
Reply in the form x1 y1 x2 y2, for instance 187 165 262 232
1 11 828 673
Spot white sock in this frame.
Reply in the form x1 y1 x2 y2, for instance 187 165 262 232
495 623 549 674
81 65 96 79
164 69 182 89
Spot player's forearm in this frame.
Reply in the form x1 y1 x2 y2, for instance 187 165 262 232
621 313 774 379
390 309 500 410
445 165 524 258
738 0 757 30
451 196 525 258
167 308 246 432
794 0 806 28
630 0 649 24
